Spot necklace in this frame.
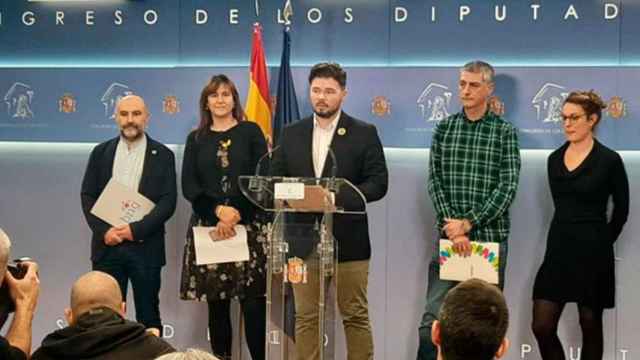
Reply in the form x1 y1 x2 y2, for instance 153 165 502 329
217 139 232 168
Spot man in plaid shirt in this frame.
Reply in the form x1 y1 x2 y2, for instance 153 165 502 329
417 61 521 360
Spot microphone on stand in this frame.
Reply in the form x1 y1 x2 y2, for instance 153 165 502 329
327 147 338 193
251 145 281 201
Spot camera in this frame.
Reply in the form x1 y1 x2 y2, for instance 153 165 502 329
0 258 31 327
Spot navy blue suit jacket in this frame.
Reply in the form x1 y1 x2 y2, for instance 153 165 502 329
271 112 389 262
81 135 177 266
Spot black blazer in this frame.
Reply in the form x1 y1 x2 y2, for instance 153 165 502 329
81 135 177 266
271 112 388 262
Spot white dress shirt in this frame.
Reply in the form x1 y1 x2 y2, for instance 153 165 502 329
312 111 340 178
112 134 147 191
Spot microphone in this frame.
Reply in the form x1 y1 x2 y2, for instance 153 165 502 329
327 147 338 193
254 145 280 177
250 145 281 207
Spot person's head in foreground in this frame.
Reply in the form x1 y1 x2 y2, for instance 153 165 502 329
155 348 220 360
432 278 509 360
64 270 125 325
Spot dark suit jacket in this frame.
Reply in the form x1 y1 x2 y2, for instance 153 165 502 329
81 135 177 266
271 112 388 262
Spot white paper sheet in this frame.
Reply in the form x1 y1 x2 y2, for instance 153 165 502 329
274 182 304 200
90 178 155 227
438 239 500 284
193 225 250 265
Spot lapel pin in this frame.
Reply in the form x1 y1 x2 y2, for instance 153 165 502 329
152 150 157 155
337 127 346 136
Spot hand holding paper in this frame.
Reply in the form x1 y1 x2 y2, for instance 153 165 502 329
216 205 241 225
214 221 237 240
91 178 155 227
193 225 250 265
439 239 500 284
451 235 472 257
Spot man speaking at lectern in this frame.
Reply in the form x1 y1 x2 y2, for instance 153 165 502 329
81 94 177 336
272 62 388 360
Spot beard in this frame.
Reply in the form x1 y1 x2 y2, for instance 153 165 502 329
313 104 340 120
120 125 143 141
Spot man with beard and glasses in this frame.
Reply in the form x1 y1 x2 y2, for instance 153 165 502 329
271 62 388 360
81 94 177 336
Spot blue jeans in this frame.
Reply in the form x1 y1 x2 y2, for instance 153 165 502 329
416 235 508 360
93 249 163 332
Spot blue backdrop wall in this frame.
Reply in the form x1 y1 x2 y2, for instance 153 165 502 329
0 1 638 359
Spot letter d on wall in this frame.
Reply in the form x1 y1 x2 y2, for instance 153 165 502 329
395 7 407 23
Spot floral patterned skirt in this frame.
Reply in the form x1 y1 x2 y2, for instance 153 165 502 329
180 213 268 302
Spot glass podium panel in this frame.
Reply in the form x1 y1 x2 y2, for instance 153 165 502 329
239 176 366 360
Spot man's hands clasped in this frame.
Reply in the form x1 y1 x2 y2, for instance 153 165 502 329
443 218 473 257
104 225 134 246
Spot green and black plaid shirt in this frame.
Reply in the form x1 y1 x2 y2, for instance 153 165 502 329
428 110 521 243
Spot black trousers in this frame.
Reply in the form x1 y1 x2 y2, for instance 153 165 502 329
208 297 266 360
93 251 162 332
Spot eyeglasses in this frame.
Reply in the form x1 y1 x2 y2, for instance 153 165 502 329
560 113 586 124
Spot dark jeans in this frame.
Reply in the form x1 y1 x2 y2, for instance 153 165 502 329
416 236 508 360
93 252 162 332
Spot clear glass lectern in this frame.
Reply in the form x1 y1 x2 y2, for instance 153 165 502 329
239 174 366 360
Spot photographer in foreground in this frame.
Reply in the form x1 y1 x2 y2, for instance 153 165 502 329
0 228 40 360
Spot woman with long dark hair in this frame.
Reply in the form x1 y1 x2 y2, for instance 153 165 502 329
180 74 268 360
531 90 629 360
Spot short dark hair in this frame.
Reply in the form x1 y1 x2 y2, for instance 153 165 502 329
308 62 347 88
439 279 509 360
563 90 607 130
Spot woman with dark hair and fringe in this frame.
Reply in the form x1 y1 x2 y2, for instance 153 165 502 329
531 90 629 360
180 75 267 360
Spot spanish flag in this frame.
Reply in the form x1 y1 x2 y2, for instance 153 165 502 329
245 23 272 142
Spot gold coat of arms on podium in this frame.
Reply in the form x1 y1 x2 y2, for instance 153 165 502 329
286 257 307 284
